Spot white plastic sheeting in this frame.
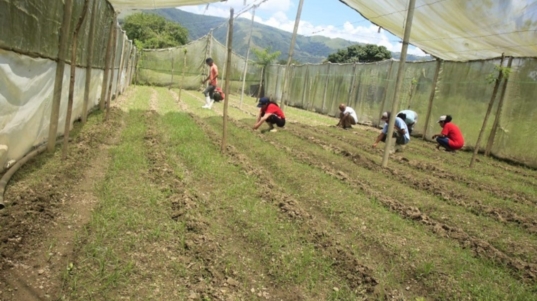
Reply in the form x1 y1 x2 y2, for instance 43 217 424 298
340 0 537 61
0 49 105 169
109 0 224 10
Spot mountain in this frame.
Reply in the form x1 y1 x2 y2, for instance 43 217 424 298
131 8 432 63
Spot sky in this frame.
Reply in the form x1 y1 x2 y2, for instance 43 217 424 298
178 0 427 56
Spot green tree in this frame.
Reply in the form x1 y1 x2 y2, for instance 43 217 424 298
326 44 391 63
252 47 281 97
123 13 188 49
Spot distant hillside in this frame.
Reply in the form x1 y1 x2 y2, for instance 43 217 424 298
132 8 431 63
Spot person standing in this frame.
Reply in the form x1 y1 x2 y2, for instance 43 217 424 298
432 115 464 151
253 97 286 132
397 109 418 135
201 58 218 109
337 103 358 129
372 111 410 152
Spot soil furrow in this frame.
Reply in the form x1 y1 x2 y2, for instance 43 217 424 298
184 112 380 297
321 126 537 206
225 119 537 283
288 126 537 235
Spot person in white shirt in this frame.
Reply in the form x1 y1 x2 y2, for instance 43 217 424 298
397 109 418 135
336 104 358 129
372 111 410 152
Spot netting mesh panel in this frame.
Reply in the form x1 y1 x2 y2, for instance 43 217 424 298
493 58 537 166
266 57 537 167
427 60 498 147
137 35 261 92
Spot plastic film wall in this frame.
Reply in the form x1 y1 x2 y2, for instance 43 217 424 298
265 58 537 168
0 0 136 171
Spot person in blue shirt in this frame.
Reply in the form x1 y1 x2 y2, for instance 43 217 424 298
397 109 418 135
372 111 410 152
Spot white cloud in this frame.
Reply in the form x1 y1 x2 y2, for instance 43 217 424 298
178 1 427 56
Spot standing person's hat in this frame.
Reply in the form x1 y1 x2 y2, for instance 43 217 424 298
257 97 270 108
438 115 447 122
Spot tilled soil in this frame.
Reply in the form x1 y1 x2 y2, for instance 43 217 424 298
1 86 536 301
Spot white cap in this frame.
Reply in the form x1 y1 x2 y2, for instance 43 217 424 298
438 115 447 122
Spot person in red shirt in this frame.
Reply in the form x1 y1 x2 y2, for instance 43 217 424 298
201 58 218 109
253 97 286 132
432 115 465 151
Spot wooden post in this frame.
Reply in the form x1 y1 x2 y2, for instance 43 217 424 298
347 62 358 105
485 57 513 156
280 0 304 111
422 58 443 139
321 63 331 113
255 66 264 101
381 0 416 167
378 60 394 127
100 18 115 111
104 18 118 122
221 9 234 153
240 5 256 108
470 54 506 167
82 0 98 124
47 0 73 152
169 48 175 90
179 48 187 101
62 0 89 159
300 66 309 108
115 33 126 96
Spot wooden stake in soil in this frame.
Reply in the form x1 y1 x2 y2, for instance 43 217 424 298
115 33 126 95
104 17 118 122
240 5 256 108
47 0 73 152
422 58 443 139
169 48 174 90
179 48 187 101
381 0 417 168
321 62 331 113
377 60 394 127
221 8 234 153
82 0 98 124
485 57 513 156
280 0 304 111
100 18 115 111
470 54 506 167
62 0 90 160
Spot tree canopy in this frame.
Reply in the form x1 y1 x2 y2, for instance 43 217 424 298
252 47 281 68
123 13 188 49
326 44 391 63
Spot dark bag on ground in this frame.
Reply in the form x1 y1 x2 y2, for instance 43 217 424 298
213 87 225 102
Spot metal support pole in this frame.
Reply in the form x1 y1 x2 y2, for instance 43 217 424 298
47 0 73 152
115 33 126 96
179 48 187 101
221 9 234 153
82 0 98 124
485 57 513 156
280 0 304 111
470 54 505 167
422 58 443 139
381 0 416 167
240 5 256 108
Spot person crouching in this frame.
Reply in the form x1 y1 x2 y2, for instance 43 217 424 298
252 97 286 132
432 115 464 152
372 111 410 152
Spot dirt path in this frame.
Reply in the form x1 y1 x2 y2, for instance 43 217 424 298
0 88 132 300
